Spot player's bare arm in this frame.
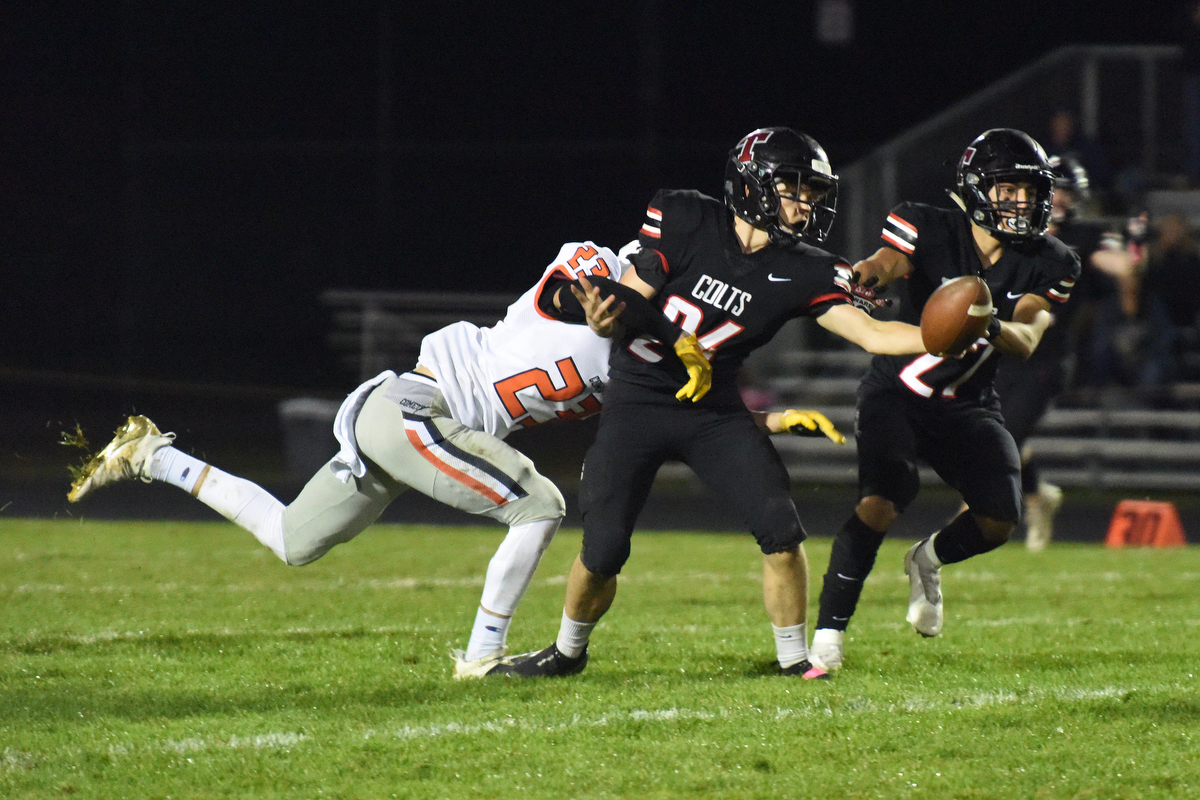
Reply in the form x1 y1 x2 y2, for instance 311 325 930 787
1089 245 1135 280
1090 244 1140 318
850 246 912 287
987 292 1052 360
816 303 926 355
618 263 659 299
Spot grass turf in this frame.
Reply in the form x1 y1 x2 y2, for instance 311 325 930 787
1 518 1198 799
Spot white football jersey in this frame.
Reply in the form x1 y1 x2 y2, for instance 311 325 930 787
419 241 624 438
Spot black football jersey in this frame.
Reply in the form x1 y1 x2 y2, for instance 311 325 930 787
611 189 855 403
868 202 1081 402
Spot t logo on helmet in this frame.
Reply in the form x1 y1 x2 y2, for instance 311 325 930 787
734 130 775 163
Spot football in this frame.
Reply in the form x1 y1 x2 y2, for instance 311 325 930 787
920 276 993 357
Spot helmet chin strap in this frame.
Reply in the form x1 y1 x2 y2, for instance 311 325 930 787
767 222 805 247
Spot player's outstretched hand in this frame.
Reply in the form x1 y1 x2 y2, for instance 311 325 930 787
672 333 711 402
572 276 625 338
781 409 845 444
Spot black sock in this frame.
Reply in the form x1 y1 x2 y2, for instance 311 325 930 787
816 514 888 631
931 511 1006 564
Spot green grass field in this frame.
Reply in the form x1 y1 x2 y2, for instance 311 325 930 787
2 518 1198 799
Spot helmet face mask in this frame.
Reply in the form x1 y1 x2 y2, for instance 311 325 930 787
956 129 1054 241
725 127 839 245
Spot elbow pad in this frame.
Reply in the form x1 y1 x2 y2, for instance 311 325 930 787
536 277 588 323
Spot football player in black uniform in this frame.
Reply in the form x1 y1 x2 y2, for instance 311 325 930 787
809 129 1081 674
486 126 927 680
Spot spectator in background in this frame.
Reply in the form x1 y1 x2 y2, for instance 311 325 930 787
1068 207 1142 391
1045 108 1113 212
1136 213 1200 391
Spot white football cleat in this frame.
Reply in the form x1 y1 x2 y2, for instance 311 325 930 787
67 415 174 503
1024 481 1062 553
809 628 845 672
451 647 509 680
904 539 943 637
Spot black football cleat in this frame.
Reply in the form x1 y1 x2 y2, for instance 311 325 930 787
780 659 831 680
486 643 588 678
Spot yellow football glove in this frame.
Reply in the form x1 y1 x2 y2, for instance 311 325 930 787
780 409 845 444
672 333 711 402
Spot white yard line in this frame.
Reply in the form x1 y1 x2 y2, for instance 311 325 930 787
85 680 1191 760
365 681 1186 740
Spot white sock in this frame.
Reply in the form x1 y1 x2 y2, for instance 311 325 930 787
922 535 944 567
773 622 809 668
461 519 560 660
478 518 560 615
192 465 287 562
465 608 511 662
148 446 288 562
149 446 205 494
555 611 594 659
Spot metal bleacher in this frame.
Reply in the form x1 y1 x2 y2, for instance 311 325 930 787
321 289 517 381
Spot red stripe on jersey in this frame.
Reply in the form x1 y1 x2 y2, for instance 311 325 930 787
887 213 917 237
808 291 851 308
881 229 915 255
405 427 509 506
650 247 669 275
641 205 664 238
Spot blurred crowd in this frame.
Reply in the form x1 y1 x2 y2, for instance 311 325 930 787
1043 1 1200 402
1043 114 1200 403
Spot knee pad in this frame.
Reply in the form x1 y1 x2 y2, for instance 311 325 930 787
752 496 806 555
861 463 919 514
495 471 566 527
580 531 630 579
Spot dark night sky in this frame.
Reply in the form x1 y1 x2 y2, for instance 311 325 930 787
2 1 1189 391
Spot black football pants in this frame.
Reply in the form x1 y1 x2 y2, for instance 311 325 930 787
578 380 806 577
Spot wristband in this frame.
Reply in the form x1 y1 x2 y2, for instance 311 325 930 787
985 316 1002 341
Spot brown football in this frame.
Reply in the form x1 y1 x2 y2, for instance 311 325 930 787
920 276 993 357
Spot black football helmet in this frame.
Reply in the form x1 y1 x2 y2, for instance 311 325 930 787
724 127 839 245
1047 153 1091 224
956 128 1055 240
1048 153 1090 197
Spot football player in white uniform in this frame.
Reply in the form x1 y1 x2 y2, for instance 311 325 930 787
66 241 713 678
